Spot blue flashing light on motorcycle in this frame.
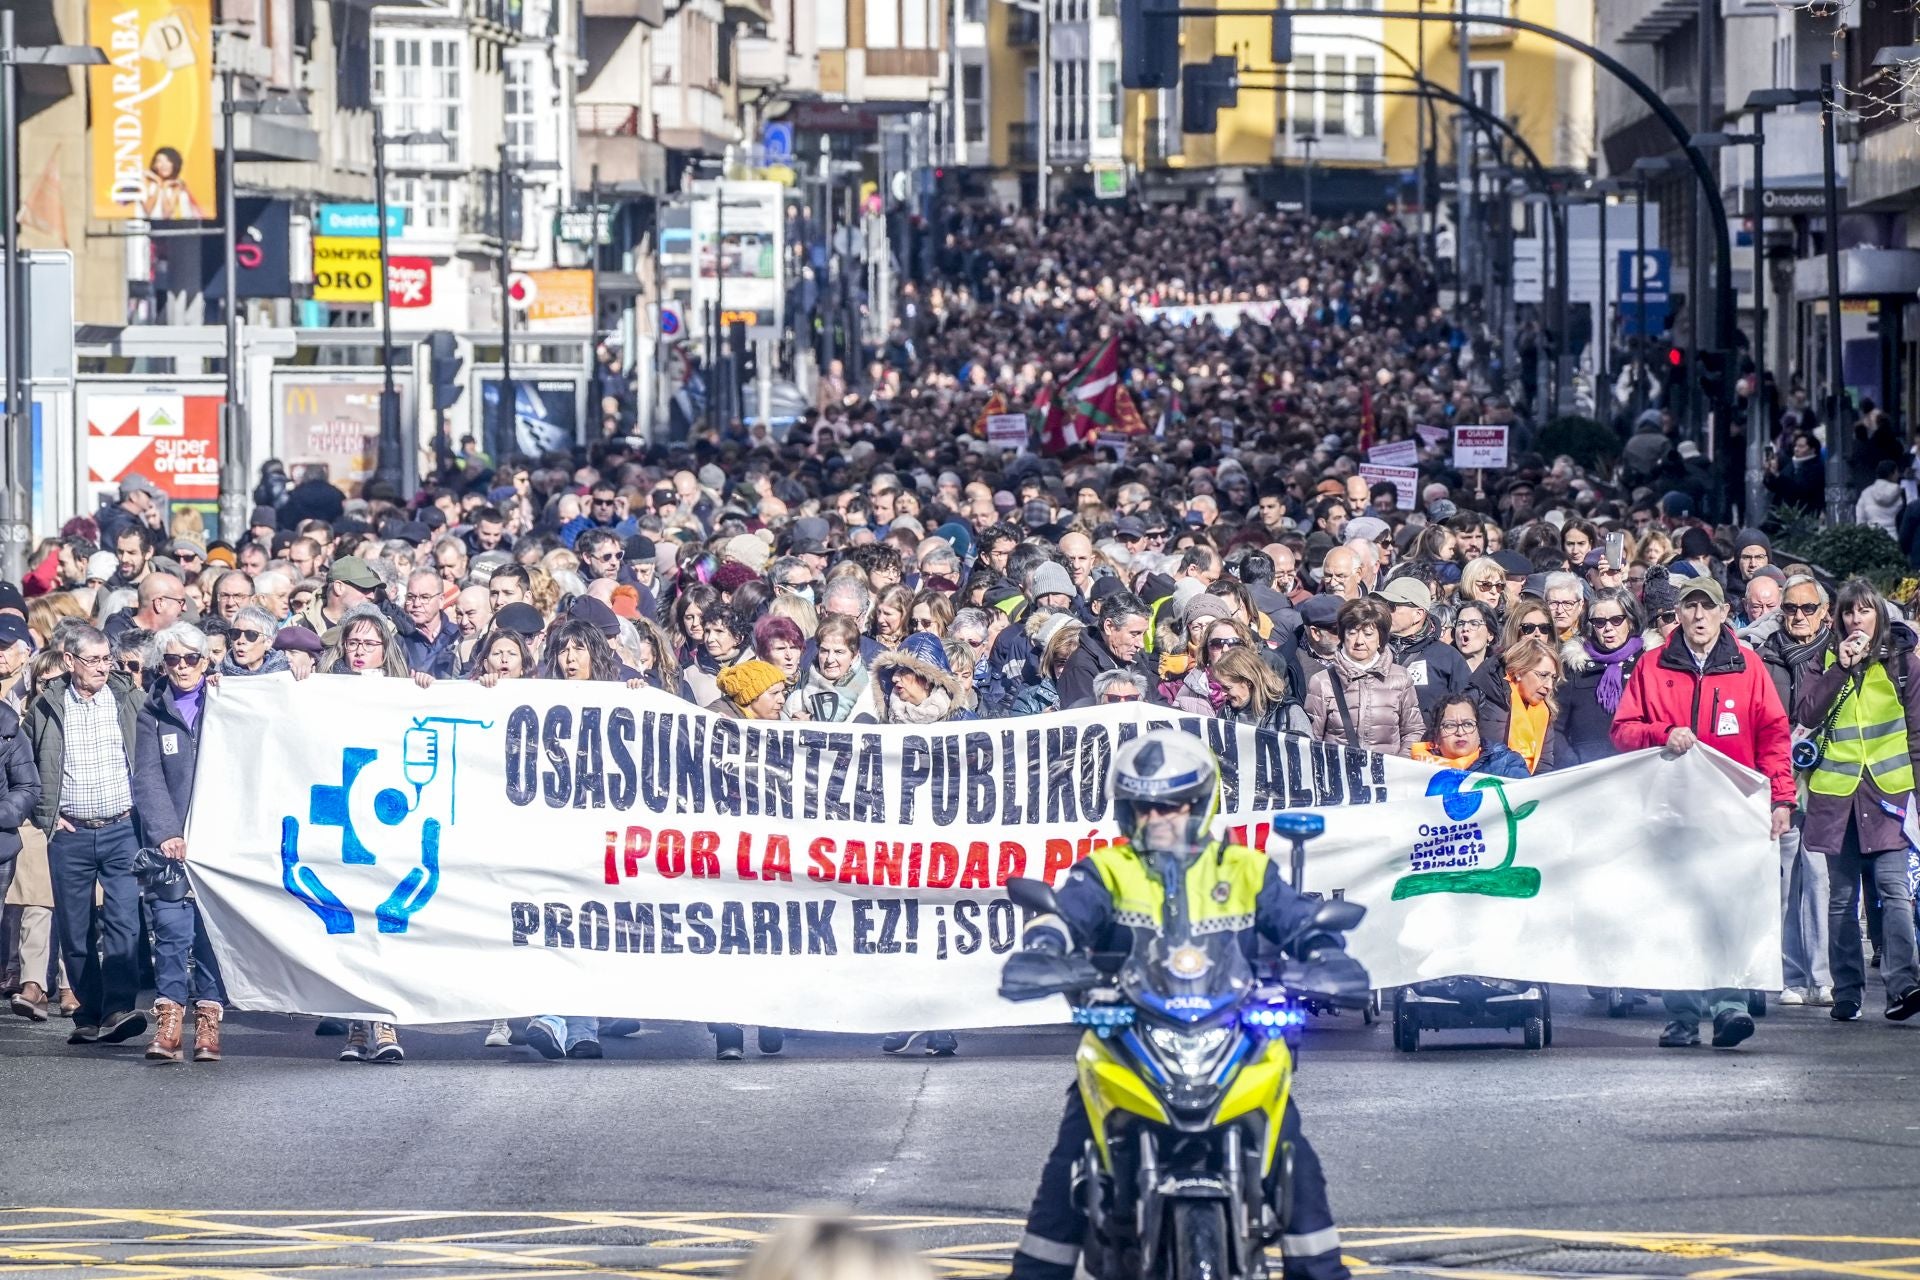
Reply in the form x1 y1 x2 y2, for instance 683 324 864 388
1073 1005 1137 1037
1241 1005 1306 1030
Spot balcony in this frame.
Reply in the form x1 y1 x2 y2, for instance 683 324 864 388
738 33 788 86
581 0 665 21
575 105 668 195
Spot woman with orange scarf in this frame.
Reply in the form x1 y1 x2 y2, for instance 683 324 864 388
1409 694 1531 777
1472 635 1565 774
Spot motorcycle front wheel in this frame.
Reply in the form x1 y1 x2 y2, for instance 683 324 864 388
1168 1201 1230 1280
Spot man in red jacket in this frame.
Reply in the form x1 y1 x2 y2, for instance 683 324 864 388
1611 575 1795 1050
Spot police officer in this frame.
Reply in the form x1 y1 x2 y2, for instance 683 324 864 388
1008 730 1355 1280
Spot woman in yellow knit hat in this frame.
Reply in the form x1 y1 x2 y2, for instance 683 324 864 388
714 659 790 720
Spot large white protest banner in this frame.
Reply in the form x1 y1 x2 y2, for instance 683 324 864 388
186 677 1780 1031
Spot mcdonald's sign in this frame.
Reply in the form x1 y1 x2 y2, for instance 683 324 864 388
276 375 383 489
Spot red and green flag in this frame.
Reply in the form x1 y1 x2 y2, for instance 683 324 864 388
1034 338 1123 454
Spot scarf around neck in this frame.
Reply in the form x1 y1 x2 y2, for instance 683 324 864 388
888 685 951 724
1581 634 1643 712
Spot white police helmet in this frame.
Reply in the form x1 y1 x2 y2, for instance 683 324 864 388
1111 729 1221 853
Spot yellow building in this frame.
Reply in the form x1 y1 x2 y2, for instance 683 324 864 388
1134 0 1592 206
958 0 1592 208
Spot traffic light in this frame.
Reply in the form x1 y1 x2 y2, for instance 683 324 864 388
1182 57 1239 134
1271 12 1293 64
1122 0 1180 89
428 331 464 411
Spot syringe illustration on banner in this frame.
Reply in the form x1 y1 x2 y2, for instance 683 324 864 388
281 716 494 935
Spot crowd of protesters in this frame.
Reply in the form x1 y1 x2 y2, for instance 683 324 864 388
1 201 1916 1065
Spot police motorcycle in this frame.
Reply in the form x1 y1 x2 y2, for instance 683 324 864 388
1000 813 1369 1280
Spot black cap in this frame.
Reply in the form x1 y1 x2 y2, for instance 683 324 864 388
1299 595 1343 628
625 534 656 562
249 505 277 529
1491 549 1533 576
0 581 26 617
493 603 546 636
1089 576 1129 605
0 614 31 648
1138 572 1177 605
569 596 621 639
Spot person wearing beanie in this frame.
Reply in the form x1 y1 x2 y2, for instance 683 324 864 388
872 631 974 725
1028 562 1076 609
714 659 790 719
1731 528 1772 584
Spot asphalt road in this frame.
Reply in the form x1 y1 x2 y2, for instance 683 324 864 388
3 986 1920 1278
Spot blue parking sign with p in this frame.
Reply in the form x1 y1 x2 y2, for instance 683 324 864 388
1617 248 1670 302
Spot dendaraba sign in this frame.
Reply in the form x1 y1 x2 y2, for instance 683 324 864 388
186 678 1781 1030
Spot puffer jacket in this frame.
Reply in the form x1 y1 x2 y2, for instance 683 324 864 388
1856 479 1905 537
1555 635 1648 765
0 705 44 863
1302 649 1423 756
1610 624 1794 807
1167 666 1227 716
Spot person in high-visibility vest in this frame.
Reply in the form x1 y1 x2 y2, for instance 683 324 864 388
1792 578 1920 1025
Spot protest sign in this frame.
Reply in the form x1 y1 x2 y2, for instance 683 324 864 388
187 679 1779 1031
1414 424 1450 449
1367 439 1418 469
985 413 1030 450
1453 425 1510 470
1358 463 1418 510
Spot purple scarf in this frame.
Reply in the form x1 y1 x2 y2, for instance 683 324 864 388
1583 635 1644 712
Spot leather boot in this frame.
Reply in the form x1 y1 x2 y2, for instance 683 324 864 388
57 987 80 1017
10 982 48 1021
192 1002 223 1062
146 999 185 1063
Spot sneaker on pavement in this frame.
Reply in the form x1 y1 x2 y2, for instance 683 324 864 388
714 1024 746 1061
757 1027 784 1055
1778 988 1807 1006
1808 985 1835 1006
484 1020 513 1048
1658 1021 1700 1047
881 1031 925 1055
369 1022 404 1063
96 1008 148 1044
1885 987 1920 1022
523 1016 567 1060
925 1031 959 1057
1831 1000 1863 1022
1711 1009 1755 1048
566 1038 602 1059
339 1021 371 1061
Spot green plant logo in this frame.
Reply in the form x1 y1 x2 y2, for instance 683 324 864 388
1392 771 1541 900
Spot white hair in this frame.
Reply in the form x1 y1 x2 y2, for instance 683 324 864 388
156 620 211 656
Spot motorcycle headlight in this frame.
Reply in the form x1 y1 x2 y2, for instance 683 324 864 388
1144 1024 1235 1080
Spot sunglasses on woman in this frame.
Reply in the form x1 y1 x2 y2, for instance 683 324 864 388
1207 636 1242 651
1517 622 1552 637
1589 613 1629 631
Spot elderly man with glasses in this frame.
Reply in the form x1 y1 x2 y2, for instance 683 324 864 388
24 624 149 1046
1759 574 1836 1008
132 621 228 1062
396 569 460 679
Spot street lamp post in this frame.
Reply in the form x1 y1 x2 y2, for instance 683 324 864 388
1817 62 1847 527
1300 135 1318 220
496 144 561 457
1628 157 1678 423
216 65 304 542
372 113 450 496
1691 126 1765 523
0 14 104 579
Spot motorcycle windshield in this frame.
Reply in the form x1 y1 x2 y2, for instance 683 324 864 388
1118 846 1254 1025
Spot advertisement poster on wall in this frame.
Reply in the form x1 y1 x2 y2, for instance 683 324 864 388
477 375 580 460
90 0 217 221
275 374 385 492
686 180 784 334
80 383 223 511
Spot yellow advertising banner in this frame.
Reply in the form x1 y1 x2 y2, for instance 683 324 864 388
311 237 384 303
89 0 217 221
524 269 594 332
